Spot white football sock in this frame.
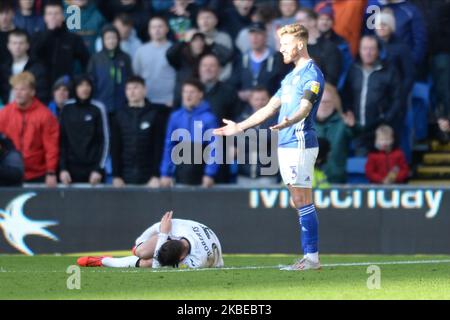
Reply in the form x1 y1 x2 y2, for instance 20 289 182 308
306 252 319 263
101 256 140 268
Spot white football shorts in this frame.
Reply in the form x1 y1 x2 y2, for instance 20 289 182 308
278 147 319 188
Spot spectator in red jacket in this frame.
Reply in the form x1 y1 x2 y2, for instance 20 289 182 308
365 124 409 184
0 71 59 187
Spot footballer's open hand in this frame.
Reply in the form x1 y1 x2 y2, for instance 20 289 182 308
213 119 243 136
270 116 292 131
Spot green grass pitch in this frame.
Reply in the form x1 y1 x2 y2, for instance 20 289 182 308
1 253 450 300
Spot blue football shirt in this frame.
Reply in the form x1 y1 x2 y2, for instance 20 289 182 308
274 59 325 149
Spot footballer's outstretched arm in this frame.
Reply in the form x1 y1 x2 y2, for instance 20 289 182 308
270 98 313 131
213 97 281 136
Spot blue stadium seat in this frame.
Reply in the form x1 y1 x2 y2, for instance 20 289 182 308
408 82 431 141
346 157 368 184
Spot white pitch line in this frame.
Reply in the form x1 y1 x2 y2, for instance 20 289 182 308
149 259 450 273
1 259 450 274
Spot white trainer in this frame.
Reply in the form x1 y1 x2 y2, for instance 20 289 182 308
280 257 321 271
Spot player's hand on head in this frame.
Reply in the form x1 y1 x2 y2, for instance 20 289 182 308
270 116 291 131
213 119 243 136
160 210 173 234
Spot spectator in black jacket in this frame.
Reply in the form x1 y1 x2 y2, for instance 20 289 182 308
0 2 16 63
295 8 342 87
31 2 90 88
88 24 133 114
59 75 110 186
0 29 49 104
0 132 24 187
230 22 289 103
343 35 402 156
111 76 169 187
167 29 233 106
199 53 241 183
96 0 151 42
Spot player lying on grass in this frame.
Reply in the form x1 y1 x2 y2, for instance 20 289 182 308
77 211 224 269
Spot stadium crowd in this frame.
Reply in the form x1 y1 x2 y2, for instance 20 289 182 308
0 0 448 188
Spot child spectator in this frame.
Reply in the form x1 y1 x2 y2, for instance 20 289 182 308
365 124 409 184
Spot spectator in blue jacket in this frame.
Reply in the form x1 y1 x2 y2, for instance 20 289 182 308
160 79 219 188
14 0 46 35
375 10 415 100
368 0 427 65
48 76 72 119
88 25 133 114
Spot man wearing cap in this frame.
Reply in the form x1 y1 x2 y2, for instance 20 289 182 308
48 76 71 119
230 22 290 103
315 2 353 90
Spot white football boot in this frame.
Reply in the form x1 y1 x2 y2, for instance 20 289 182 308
280 257 321 271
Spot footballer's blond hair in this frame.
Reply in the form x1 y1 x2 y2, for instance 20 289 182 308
10 71 36 90
277 23 309 42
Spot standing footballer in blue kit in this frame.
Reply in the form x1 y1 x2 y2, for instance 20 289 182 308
214 23 325 270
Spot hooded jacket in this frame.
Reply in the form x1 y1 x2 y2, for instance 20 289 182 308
0 98 59 180
59 76 109 174
88 26 133 113
160 100 219 184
